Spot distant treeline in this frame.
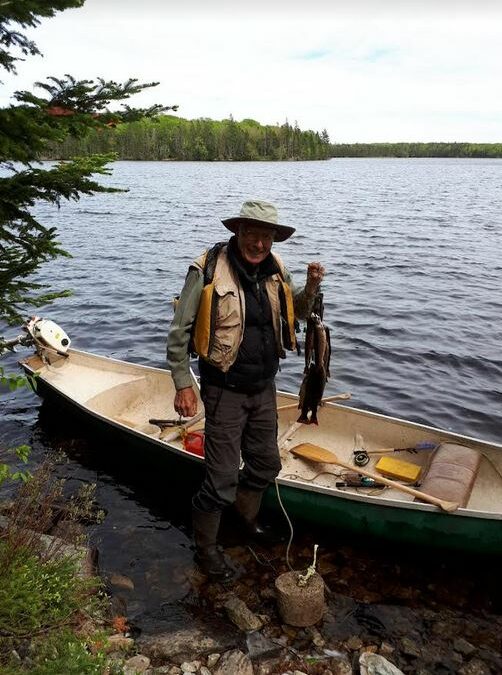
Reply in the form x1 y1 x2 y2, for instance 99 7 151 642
330 143 502 158
47 115 331 161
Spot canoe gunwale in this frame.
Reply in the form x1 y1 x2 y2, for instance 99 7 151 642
278 393 502 456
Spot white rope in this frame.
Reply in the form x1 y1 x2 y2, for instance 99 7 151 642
274 477 296 572
298 544 319 586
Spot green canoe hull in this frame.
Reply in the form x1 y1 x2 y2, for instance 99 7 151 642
263 481 501 556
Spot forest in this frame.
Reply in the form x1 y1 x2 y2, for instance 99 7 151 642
329 142 502 158
44 114 502 161
46 114 332 161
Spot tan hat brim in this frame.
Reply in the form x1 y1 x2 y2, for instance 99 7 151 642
222 217 295 242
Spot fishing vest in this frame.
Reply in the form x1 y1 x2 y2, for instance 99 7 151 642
192 245 297 373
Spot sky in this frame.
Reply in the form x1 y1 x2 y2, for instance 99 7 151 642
1 0 502 143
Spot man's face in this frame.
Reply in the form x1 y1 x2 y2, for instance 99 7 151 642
237 224 275 265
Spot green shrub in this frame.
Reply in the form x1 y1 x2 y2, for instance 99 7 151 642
3 629 112 675
0 445 31 489
0 542 98 637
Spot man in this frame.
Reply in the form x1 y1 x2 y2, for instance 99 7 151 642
167 200 324 582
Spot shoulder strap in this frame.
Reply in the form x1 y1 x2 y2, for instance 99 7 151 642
203 241 227 285
271 251 287 281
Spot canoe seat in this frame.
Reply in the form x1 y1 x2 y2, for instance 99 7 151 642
415 443 481 508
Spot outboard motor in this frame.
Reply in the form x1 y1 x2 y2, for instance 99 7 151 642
26 317 71 355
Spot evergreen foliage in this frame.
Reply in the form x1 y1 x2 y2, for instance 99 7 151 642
0 1 85 74
330 142 502 158
47 115 331 161
0 1 174 328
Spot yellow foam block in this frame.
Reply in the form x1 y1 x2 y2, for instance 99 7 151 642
375 456 421 482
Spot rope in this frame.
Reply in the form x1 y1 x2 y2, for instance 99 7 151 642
246 545 276 570
273 468 389 572
281 470 344 482
274 478 295 572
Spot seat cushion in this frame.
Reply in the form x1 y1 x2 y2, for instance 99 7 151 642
414 443 481 508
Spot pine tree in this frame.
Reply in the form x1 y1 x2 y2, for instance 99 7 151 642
0 0 176 336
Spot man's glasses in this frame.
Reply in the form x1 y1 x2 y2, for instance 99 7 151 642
241 228 275 244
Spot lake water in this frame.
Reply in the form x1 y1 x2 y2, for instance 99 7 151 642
1 159 501 638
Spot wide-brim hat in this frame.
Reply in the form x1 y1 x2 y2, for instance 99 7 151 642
222 200 295 242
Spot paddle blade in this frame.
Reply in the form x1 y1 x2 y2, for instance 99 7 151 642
290 443 338 464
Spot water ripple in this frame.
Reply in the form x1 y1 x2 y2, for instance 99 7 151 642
1 158 501 445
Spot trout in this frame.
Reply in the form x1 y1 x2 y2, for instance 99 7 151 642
297 294 331 424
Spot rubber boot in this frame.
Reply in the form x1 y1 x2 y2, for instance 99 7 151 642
234 486 284 545
192 506 234 583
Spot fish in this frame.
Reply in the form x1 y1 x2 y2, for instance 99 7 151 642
297 294 331 424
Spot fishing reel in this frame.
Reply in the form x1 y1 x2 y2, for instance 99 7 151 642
353 450 370 467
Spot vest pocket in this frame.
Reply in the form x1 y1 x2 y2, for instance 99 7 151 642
214 286 239 329
209 288 239 366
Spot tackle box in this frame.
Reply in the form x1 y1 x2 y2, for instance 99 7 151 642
375 456 422 482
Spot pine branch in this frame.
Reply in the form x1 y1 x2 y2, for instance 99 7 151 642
0 1 85 73
0 3 175 328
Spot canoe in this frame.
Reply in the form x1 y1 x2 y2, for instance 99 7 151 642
20 344 502 556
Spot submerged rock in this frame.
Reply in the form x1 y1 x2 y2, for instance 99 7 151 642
223 594 264 632
454 637 477 657
212 649 253 675
123 654 151 673
458 660 492 675
359 651 405 675
206 653 221 668
110 572 135 591
137 626 239 665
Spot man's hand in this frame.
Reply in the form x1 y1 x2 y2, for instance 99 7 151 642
305 262 325 296
174 386 198 418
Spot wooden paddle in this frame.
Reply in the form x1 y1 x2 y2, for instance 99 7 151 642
290 443 459 513
277 392 351 412
160 410 205 441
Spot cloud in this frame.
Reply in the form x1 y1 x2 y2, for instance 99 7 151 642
362 47 398 63
1 0 501 142
296 49 332 61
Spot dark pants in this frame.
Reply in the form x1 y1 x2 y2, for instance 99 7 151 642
192 381 281 513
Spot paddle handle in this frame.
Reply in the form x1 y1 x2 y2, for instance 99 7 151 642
366 448 401 455
334 458 458 512
366 442 437 455
160 410 205 442
277 421 303 449
277 392 351 412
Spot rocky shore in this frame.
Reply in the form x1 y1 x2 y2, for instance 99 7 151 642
2 434 500 674
2 476 501 674
102 538 502 675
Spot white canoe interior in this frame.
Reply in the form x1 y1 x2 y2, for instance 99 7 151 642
21 348 502 519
